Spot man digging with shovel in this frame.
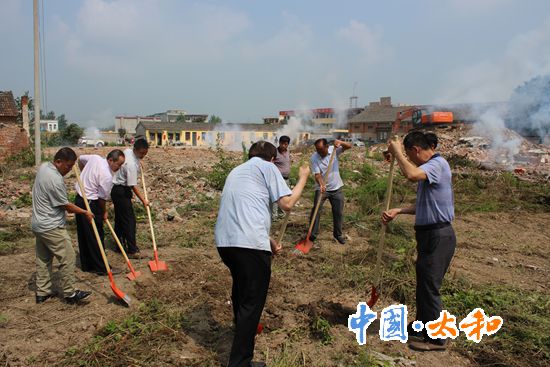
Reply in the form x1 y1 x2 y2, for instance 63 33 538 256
215 141 309 367
382 131 456 352
309 138 352 245
74 150 125 275
32 148 93 305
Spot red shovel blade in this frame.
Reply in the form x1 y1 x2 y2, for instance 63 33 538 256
149 259 168 272
366 285 379 308
293 238 314 255
126 270 142 281
108 272 131 306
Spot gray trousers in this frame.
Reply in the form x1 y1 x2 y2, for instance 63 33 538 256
309 187 344 238
415 224 456 343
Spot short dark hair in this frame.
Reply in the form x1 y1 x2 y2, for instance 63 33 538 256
107 149 125 161
249 141 277 161
134 138 149 150
314 138 328 147
424 132 438 149
54 147 77 162
279 135 290 144
403 131 430 150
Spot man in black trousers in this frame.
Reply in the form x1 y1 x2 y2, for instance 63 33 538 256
215 141 309 367
74 149 125 274
383 131 456 351
111 139 149 258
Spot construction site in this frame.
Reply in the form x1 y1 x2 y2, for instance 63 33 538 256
0 117 548 366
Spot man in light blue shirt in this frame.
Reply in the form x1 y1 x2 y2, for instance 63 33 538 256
215 141 309 367
309 138 352 244
382 131 456 352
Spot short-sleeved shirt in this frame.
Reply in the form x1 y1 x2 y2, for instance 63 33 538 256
274 149 291 178
215 157 292 252
310 146 344 191
74 155 114 201
415 154 455 226
31 162 69 233
112 148 140 187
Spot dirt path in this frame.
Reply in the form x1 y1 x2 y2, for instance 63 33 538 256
0 147 548 366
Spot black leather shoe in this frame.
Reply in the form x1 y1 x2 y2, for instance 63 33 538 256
36 294 54 304
334 236 346 244
65 290 92 304
308 235 316 242
407 321 424 341
250 362 266 367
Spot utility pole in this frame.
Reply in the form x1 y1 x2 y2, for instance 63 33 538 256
33 0 42 166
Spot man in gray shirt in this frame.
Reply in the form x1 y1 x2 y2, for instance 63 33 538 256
272 135 291 220
32 147 93 305
383 131 456 351
309 138 352 244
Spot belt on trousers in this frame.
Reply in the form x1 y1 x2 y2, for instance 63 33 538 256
414 222 451 231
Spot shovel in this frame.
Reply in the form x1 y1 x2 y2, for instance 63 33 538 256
73 165 131 306
140 163 168 272
293 145 337 255
105 219 142 281
367 137 398 308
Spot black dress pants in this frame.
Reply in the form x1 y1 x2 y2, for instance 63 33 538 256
111 185 139 254
310 187 345 239
218 247 271 367
75 195 106 273
415 224 456 344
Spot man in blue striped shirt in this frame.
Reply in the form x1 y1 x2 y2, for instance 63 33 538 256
383 131 456 352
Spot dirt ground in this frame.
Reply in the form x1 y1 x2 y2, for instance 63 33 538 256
0 145 548 366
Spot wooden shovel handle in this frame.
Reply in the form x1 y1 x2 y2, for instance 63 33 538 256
140 162 158 252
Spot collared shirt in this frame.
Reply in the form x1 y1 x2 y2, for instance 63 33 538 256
215 157 292 252
310 146 344 191
74 155 114 201
274 148 291 178
112 148 140 187
415 154 455 226
31 162 69 233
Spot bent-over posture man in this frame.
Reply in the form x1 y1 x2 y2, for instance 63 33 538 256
74 150 125 274
215 141 310 367
32 147 93 304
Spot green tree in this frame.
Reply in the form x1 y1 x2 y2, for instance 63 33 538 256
118 128 127 138
176 114 186 122
42 111 56 120
57 114 68 131
14 91 34 123
61 123 83 145
209 115 222 124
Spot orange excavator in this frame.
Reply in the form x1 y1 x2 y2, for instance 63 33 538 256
392 107 454 134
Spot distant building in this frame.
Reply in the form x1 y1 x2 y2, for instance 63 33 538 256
135 121 277 148
40 119 58 132
348 97 415 142
115 115 161 135
0 91 30 162
278 107 363 139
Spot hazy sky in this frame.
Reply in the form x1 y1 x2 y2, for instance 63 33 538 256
2 0 550 127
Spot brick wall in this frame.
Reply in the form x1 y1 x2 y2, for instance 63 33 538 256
0 121 30 163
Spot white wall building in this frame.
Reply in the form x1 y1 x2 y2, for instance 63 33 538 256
40 119 58 132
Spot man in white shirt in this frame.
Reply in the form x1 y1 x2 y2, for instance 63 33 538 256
111 139 149 257
74 149 125 275
215 141 309 367
309 138 352 244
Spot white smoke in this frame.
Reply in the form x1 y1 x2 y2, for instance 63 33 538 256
472 107 522 168
84 126 101 140
276 108 314 145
